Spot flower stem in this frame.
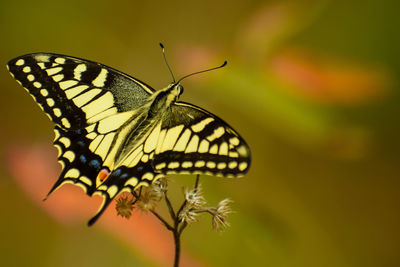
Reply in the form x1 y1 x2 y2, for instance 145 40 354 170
173 228 181 267
151 175 201 267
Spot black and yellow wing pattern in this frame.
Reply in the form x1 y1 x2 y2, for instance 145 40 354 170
7 53 251 225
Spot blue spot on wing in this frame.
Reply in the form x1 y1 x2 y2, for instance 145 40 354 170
89 159 101 168
80 155 87 163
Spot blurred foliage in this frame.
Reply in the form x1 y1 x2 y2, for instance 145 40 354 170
1 0 400 266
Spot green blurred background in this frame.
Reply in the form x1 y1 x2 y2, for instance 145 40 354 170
1 0 400 266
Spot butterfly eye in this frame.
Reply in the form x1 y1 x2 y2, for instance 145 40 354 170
178 84 184 95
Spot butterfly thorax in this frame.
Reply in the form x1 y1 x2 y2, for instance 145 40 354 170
107 83 183 168
149 83 182 116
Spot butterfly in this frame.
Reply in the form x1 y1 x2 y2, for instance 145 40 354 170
7 50 251 225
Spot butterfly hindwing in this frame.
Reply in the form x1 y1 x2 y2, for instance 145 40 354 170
7 53 155 129
153 102 251 177
52 121 161 226
50 126 102 196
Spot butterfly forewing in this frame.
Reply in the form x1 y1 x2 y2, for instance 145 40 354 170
7 53 155 129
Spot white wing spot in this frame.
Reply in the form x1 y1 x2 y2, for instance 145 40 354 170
195 161 205 168
143 172 154 180
230 137 240 146
156 162 166 169
54 128 61 140
35 55 50 62
229 152 239 158
217 162 226 169
107 185 118 198
46 98 55 107
97 185 108 191
74 64 87 80
228 161 237 169
86 132 97 139
206 162 216 169
27 74 35 81
64 151 75 162
46 67 63 76
168 162 180 169
92 68 108 87
61 118 71 128
59 137 71 148
207 127 225 142
60 80 79 90
141 154 149 163
33 82 41 88
52 74 64 82
125 177 139 187
55 57 66 64
53 108 62 117
80 176 92 186
65 168 80 178
22 66 31 73
37 62 46 69
191 117 214 132
86 124 96 132
239 162 247 171
237 145 249 157
40 89 48 96
182 162 193 168
15 59 24 66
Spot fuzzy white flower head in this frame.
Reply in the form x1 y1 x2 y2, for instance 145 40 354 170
184 185 206 209
152 177 168 195
212 198 233 232
115 192 135 219
136 183 164 212
179 209 199 224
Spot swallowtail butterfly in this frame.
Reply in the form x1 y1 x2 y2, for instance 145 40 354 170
7 52 251 225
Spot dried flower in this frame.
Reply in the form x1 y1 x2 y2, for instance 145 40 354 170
152 177 168 195
135 183 163 212
179 209 198 225
184 185 206 209
115 192 135 219
178 185 206 224
211 198 233 232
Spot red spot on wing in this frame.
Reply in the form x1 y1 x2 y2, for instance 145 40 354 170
98 168 111 182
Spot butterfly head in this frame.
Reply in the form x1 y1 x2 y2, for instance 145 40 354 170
162 83 184 107
168 83 184 97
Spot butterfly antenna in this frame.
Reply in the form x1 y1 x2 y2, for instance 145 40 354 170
177 61 227 83
159 43 176 83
